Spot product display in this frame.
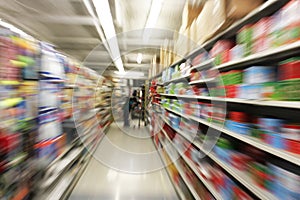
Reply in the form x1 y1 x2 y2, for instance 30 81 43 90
0 25 112 199
2 0 300 199
149 1 300 200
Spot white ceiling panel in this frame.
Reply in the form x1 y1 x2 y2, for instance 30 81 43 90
0 0 186 76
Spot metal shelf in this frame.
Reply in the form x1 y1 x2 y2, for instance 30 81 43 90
154 142 188 200
159 123 222 200
160 139 202 200
214 41 300 71
162 74 190 85
159 94 300 109
160 113 278 200
190 59 214 71
163 107 300 166
186 0 289 55
189 78 215 85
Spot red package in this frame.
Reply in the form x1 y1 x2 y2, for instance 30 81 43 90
221 49 231 63
233 186 252 200
229 111 249 123
253 17 271 40
279 58 300 81
225 85 239 98
210 40 235 58
286 139 300 155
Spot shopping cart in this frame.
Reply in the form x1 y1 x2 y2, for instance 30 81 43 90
130 102 143 128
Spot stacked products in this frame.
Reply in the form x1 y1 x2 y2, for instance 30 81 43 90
0 26 110 199
0 33 39 199
226 111 300 155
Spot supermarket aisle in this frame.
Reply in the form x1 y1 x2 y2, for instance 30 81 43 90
69 123 178 200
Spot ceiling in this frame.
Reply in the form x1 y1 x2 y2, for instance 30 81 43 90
0 0 185 77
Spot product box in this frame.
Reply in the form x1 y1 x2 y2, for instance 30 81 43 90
181 0 204 30
258 118 283 133
261 82 277 99
195 0 235 45
243 66 276 84
279 57 300 81
237 25 254 56
275 80 300 100
226 0 264 19
238 84 263 100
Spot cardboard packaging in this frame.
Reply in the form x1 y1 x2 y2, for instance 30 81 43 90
182 0 204 30
226 0 264 19
195 0 232 45
195 0 264 45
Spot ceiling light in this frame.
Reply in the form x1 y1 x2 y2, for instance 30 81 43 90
145 0 163 28
114 71 144 77
91 0 124 73
115 0 123 27
83 0 110 53
143 0 163 42
136 53 143 64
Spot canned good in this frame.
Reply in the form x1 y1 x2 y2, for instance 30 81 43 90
281 124 300 140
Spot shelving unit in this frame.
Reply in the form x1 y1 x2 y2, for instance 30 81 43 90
163 106 300 166
153 141 187 200
159 139 202 200
160 125 222 200
160 93 300 109
161 117 278 200
149 0 300 199
34 75 113 199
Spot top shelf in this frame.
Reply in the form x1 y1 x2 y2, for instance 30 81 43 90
150 0 290 80
185 0 290 57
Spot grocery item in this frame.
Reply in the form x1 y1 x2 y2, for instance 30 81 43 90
261 82 277 99
221 70 243 86
238 84 263 100
268 162 300 199
281 124 300 141
275 79 300 100
243 66 276 84
248 162 271 189
224 85 239 98
226 120 251 136
237 25 253 56
230 152 252 171
214 138 233 163
210 40 235 65
229 45 244 60
229 111 248 123
258 118 283 133
252 17 272 53
279 57 300 81
191 52 210 66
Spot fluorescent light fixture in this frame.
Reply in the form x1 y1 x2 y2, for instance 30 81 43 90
143 0 163 42
83 0 110 52
115 58 125 73
115 0 123 27
114 71 144 77
145 0 163 28
136 53 143 64
90 0 125 73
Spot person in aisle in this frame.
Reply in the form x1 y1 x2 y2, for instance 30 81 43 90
123 94 130 127
129 90 140 120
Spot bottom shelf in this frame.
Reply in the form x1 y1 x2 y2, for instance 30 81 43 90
37 132 104 200
154 142 187 200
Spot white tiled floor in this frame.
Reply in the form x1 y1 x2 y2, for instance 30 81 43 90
69 122 178 200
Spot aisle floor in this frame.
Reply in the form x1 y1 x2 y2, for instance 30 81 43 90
69 122 178 200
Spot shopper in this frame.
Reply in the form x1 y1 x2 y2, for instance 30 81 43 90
123 95 130 127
